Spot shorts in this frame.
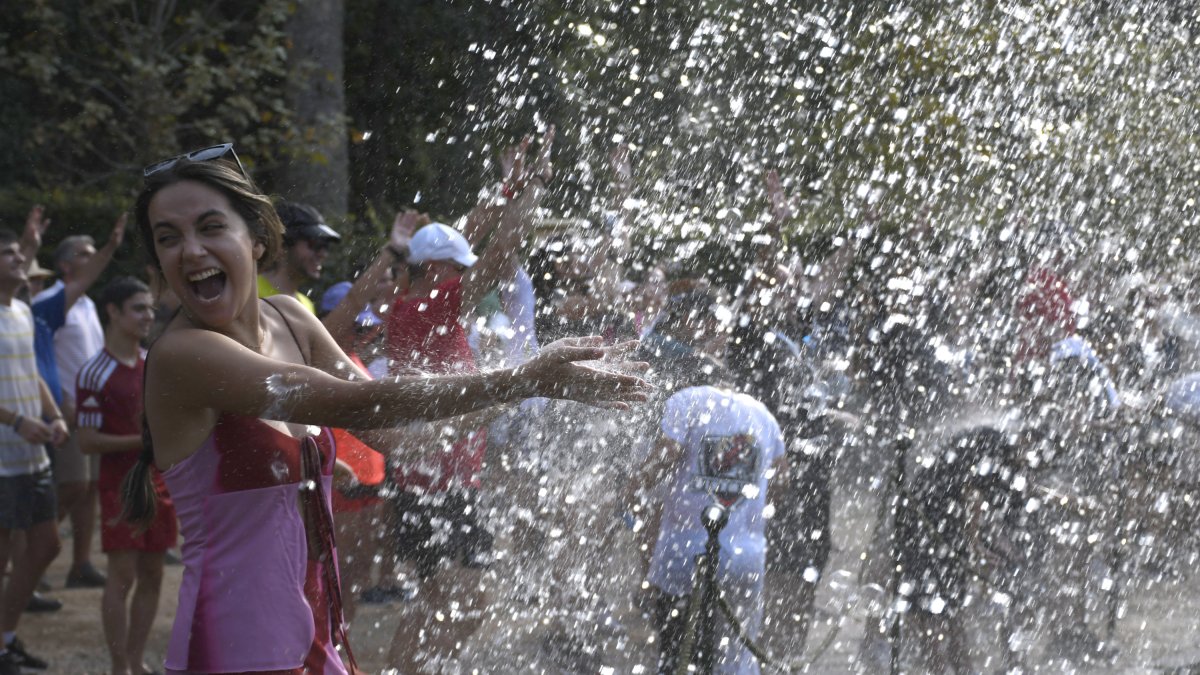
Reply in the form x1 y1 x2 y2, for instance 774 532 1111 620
0 469 58 530
99 487 177 553
391 488 493 581
54 433 99 484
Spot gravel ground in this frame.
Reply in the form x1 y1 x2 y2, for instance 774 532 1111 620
21 467 1200 674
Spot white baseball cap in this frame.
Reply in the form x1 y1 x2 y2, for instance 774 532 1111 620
407 222 478 268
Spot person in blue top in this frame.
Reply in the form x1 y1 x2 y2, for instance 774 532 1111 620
28 210 127 593
26 209 127 411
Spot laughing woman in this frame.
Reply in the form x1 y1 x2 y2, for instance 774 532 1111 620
122 146 650 675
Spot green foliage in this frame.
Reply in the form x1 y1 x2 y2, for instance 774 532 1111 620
0 185 143 283
0 0 294 189
4 0 1200 277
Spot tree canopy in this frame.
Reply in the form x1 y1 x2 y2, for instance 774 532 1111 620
3 0 1199 276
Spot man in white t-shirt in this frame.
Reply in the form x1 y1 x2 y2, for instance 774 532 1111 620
0 229 69 671
641 375 785 675
33 234 115 588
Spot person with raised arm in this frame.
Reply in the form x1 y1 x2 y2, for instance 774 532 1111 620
33 210 128 591
123 143 650 674
0 227 69 673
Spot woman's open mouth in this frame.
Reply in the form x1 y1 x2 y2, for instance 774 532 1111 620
187 268 227 303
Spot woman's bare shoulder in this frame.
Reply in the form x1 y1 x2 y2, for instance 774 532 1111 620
263 294 326 334
145 325 263 399
148 325 237 365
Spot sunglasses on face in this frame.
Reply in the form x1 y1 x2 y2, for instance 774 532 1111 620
143 143 247 179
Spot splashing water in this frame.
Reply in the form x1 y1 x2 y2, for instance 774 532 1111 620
338 2 1200 672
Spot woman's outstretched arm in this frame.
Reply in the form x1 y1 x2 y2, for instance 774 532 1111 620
147 328 649 434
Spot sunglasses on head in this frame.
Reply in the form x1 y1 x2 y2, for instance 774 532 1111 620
143 143 247 179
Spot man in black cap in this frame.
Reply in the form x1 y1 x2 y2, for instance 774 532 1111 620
257 201 341 314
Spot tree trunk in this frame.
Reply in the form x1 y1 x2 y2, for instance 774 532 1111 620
278 0 349 219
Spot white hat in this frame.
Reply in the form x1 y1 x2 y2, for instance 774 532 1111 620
407 223 478 268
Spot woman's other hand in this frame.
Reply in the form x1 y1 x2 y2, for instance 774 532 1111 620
514 337 651 409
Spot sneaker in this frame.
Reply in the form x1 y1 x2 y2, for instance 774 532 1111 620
64 562 106 589
5 636 48 670
23 592 62 613
0 650 21 675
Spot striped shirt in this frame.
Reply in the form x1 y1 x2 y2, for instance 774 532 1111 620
0 301 51 476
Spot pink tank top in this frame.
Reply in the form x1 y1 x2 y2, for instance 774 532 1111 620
161 414 348 673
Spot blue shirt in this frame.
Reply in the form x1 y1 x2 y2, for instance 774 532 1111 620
31 286 67 405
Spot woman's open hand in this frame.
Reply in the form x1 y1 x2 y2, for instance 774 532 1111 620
514 337 651 409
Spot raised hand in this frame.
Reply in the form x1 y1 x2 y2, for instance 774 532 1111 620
764 169 793 224
22 204 51 252
499 136 533 191
531 124 555 185
610 142 632 189
514 336 651 409
391 210 427 251
107 212 128 250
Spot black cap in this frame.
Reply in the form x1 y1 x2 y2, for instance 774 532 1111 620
276 201 341 243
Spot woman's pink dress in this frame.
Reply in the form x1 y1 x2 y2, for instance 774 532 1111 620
161 414 349 674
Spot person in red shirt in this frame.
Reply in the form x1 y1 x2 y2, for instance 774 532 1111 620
76 277 175 675
1015 266 1077 363
383 132 553 671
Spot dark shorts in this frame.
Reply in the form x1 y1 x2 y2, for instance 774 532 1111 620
391 488 494 581
0 469 58 530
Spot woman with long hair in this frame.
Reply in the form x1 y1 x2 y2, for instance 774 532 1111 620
122 144 650 674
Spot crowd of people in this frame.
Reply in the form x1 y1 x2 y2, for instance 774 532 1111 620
1 132 1199 675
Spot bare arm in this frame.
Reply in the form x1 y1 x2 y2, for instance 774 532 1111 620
38 376 64 423
356 404 513 466
20 205 50 272
64 213 126 310
579 142 635 271
322 211 424 349
2 378 68 446
460 128 554 313
37 377 68 445
149 305 647 431
78 429 141 455
461 136 533 246
462 198 541 314
322 249 392 350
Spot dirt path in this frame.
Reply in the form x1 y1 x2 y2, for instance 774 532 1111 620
21 480 1200 674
